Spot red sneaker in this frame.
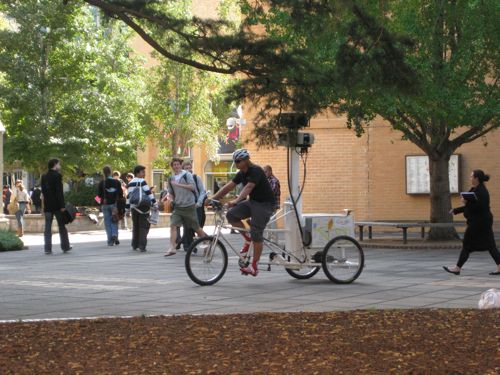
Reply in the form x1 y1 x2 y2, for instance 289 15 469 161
240 241 251 254
240 264 258 277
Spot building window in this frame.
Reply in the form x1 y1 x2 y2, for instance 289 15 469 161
204 160 238 197
152 169 165 197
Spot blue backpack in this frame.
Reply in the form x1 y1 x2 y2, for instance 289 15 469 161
129 182 151 209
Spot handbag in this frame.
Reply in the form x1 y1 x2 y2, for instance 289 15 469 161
111 206 124 223
8 197 19 215
164 199 174 213
63 202 77 224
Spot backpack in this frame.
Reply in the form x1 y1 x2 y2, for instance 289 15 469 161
102 179 118 205
169 173 197 202
193 174 206 204
129 181 151 209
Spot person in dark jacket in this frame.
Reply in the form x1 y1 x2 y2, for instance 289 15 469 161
97 166 124 246
443 170 500 276
41 158 71 255
3 185 12 215
31 185 42 213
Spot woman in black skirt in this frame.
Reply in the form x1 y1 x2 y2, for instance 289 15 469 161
443 170 500 276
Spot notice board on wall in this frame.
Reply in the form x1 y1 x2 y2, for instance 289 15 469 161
405 155 459 194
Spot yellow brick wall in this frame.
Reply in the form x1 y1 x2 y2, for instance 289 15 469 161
233 113 500 221
239 115 369 218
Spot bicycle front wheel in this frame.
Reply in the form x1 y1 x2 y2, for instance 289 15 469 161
285 254 320 279
285 267 320 280
322 236 364 284
185 236 228 286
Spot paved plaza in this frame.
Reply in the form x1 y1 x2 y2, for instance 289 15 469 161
1 227 499 321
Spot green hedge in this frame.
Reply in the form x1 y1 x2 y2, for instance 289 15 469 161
0 230 24 251
64 184 98 207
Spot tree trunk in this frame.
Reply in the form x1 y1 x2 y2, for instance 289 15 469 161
428 154 459 240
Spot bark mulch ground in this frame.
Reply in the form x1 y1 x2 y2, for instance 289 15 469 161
0 309 498 374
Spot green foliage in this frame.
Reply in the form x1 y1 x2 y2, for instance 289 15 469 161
144 0 237 163
64 183 99 207
0 0 152 176
0 230 24 251
236 0 499 154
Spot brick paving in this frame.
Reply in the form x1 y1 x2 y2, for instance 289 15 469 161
0 228 499 321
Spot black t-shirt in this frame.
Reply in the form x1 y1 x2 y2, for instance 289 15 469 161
232 165 276 204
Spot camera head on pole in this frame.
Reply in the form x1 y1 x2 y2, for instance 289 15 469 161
277 112 314 149
278 112 309 130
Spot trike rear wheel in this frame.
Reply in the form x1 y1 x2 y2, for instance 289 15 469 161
322 236 364 284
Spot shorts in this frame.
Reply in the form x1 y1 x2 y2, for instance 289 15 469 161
170 205 200 231
226 200 274 242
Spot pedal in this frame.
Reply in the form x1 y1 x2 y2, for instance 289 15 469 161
238 258 250 268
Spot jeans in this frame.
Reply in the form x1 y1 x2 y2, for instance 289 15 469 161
15 202 27 229
131 209 150 250
102 204 118 244
44 211 70 252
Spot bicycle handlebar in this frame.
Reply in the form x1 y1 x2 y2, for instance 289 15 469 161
207 199 223 210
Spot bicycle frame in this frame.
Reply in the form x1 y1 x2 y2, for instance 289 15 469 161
207 205 322 269
186 202 364 285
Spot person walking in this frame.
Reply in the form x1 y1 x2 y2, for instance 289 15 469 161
126 165 157 252
30 185 42 214
113 170 128 231
41 158 71 255
263 165 281 211
443 170 500 276
180 160 207 251
11 180 31 237
123 173 134 230
97 166 124 246
3 185 12 215
163 158 207 257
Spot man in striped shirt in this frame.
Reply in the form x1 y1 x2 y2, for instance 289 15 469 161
126 165 157 252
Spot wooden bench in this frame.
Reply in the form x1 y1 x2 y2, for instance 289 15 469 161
355 221 468 244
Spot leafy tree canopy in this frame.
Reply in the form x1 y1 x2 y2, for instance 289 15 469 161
76 0 500 238
234 0 499 151
0 0 151 176
143 0 237 166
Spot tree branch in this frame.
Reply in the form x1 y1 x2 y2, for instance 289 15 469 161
79 0 236 74
396 110 427 143
450 121 498 148
385 115 428 152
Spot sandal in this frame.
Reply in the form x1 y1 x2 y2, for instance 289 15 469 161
489 271 500 275
163 250 177 257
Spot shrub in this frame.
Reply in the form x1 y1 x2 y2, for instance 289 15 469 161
65 183 99 207
0 230 24 251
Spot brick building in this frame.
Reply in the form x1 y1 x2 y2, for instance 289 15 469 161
132 1 500 221
188 112 500 221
